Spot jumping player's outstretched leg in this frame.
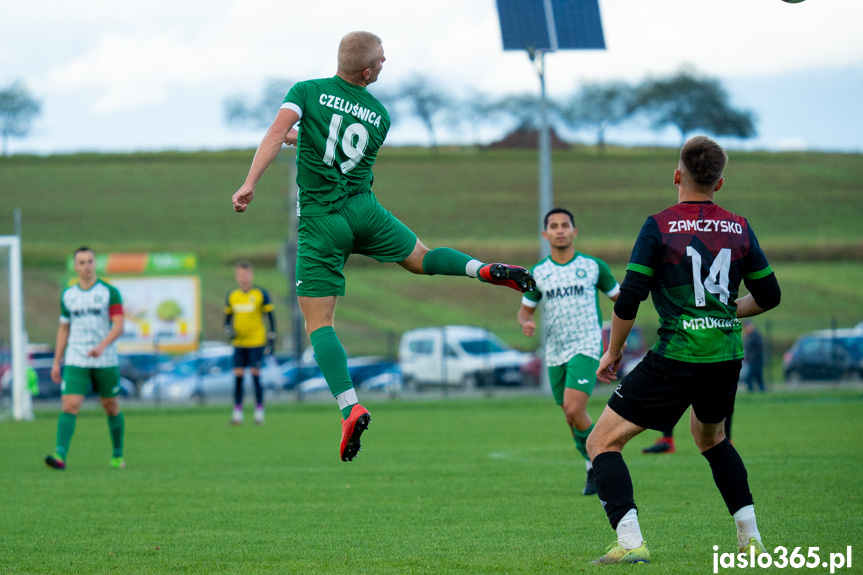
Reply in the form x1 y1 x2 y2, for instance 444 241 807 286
399 241 536 293
300 240 532 463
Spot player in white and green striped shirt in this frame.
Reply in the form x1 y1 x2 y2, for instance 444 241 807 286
46 247 126 471
518 208 620 496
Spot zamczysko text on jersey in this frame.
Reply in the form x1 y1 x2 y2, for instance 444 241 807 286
668 220 744 234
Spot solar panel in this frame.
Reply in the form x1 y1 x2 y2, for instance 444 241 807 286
497 0 605 52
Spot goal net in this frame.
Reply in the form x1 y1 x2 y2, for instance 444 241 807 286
0 236 31 421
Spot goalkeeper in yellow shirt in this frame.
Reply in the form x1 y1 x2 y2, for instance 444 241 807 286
225 261 276 425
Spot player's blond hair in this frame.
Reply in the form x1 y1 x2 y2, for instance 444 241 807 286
337 31 382 75
679 135 727 188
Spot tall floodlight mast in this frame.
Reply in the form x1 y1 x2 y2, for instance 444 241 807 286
496 0 605 259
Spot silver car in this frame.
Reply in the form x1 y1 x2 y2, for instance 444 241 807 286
140 346 283 401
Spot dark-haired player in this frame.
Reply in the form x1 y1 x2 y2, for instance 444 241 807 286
231 31 535 462
46 247 126 470
587 136 781 564
518 207 619 496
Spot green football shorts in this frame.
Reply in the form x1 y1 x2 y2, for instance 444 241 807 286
62 365 122 398
547 354 599 406
296 191 417 297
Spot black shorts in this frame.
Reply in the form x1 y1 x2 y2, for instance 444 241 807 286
233 346 265 369
607 351 741 431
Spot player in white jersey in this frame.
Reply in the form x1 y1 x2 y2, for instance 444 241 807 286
518 209 620 495
45 247 126 471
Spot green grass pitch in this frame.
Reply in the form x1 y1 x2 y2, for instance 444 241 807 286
1 390 861 574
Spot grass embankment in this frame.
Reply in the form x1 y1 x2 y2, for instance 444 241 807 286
2 147 861 357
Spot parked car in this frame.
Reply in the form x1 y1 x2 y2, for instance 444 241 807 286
118 352 171 387
0 344 54 394
30 356 61 398
296 356 402 394
399 326 533 389
140 346 283 401
280 347 323 391
783 329 863 382
359 364 403 393
1 351 134 400
517 353 543 387
28 344 55 362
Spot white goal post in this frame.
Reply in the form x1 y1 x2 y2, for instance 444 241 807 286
0 235 32 421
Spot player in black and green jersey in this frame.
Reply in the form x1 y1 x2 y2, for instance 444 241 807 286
586 136 781 564
232 31 535 462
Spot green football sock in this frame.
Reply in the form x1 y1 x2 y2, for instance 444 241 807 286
108 413 124 458
573 423 594 462
56 412 77 460
421 248 476 276
309 326 354 414
338 401 355 419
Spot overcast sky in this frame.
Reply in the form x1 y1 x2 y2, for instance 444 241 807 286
2 0 862 154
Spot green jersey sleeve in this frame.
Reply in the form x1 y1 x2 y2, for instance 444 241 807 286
107 283 122 306
60 287 70 320
523 263 542 303
594 258 619 294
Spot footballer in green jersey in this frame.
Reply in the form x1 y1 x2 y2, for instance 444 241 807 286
232 31 536 462
282 75 389 216
587 136 781 564
46 247 126 471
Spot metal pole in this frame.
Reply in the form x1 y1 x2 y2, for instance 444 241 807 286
278 149 305 394
536 50 552 261
530 50 552 393
7 228 32 421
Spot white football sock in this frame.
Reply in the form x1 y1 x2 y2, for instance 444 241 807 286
465 259 483 278
336 388 358 411
616 508 644 549
733 505 761 548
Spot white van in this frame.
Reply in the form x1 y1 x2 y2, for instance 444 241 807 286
399 325 533 389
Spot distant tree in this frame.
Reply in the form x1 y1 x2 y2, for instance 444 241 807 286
491 92 564 131
493 92 539 130
392 75 452 148
224 78 295 130
367 86 400 125
485 93 571 149
450 89 505 146
560 81 636 152
0 81 41 156
634 68 756 144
